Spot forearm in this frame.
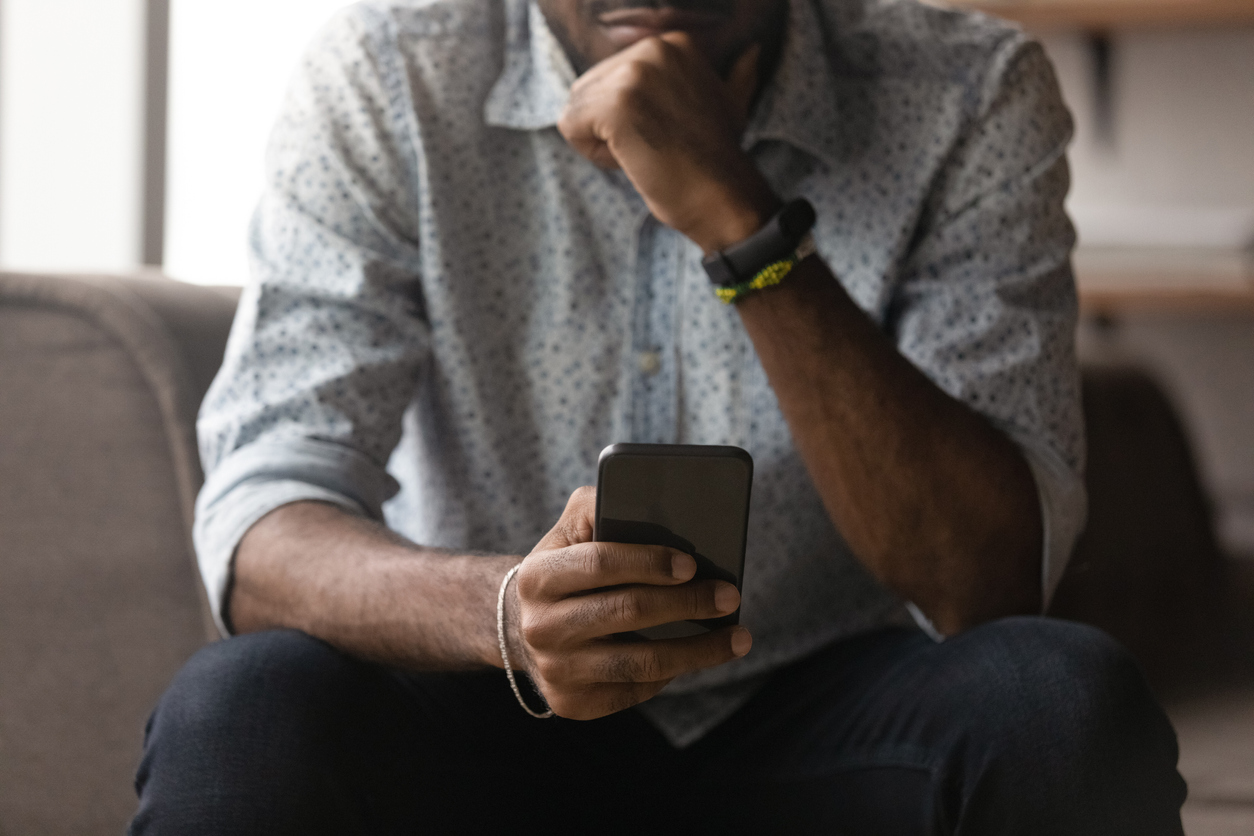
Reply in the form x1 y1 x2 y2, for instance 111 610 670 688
736 261 1043 634
230 501 518 670
229 493 748 721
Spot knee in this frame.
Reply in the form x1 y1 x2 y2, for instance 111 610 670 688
147 629 360 750
929 623 1186 830
941 617 1174 760
133 631 387 832
973 617 1143 715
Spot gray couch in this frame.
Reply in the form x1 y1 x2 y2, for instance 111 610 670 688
0 273 236 833
0 271 1227 834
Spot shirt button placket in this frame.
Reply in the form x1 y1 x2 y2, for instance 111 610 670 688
637 349 662 376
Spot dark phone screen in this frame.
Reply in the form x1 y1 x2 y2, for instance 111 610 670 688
595 444 753 638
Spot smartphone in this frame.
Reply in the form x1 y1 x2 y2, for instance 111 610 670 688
594 443 753 640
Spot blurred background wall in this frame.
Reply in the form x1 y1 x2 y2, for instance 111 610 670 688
1050 27 1254 250
1036 19 1254 568
1041 22 1254 562
0 0 1251 557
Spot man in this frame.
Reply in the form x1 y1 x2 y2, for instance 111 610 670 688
131 0 1186 832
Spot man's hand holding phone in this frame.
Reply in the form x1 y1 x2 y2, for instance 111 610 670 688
506 487 751 721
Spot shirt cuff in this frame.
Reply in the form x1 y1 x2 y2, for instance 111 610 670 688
1016 435 1088 609
192 437 400 636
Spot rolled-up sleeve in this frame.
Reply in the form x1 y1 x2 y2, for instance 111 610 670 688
892 37 1086 607
194 7 429 634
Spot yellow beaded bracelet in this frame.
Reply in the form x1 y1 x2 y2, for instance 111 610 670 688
714 234 816 304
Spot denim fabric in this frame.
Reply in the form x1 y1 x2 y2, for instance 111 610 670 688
131 617 1185 835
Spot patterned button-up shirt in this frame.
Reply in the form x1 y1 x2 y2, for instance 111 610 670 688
196 0 1086 746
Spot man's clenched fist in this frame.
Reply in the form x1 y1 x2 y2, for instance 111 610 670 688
558 33 781 253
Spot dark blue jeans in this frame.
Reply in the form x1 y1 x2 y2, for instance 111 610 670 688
130 617 1185 835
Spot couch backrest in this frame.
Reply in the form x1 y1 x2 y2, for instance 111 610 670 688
0 272 238 835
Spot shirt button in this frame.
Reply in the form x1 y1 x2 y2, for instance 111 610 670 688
637 350 662 376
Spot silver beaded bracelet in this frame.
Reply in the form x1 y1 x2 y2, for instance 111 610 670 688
496 564 554 719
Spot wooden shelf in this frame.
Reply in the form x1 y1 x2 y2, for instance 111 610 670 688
1075 247 1254 315
941 0 1254 30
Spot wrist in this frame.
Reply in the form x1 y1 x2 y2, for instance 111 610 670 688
495 561 554 718
682 173 782 254
702 198 817 302
492 560 532 672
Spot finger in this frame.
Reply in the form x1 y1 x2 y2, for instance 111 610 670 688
557 92 613 167
553 578 740 639
546 680 670 721
559 52 649 160
657 30 697 55
531 486 597 552
725 42 761 126
576 626 753 684
586 143 621 169
657 30 686 46
562 133 620 170
522 540 697 601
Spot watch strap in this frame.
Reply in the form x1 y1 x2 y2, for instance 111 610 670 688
702 198 816 287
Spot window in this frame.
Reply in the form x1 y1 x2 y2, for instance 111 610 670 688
0 0 347 283
164 0 350 285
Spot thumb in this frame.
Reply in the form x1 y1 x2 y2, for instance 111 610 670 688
532 486 598 552
725 42 762 128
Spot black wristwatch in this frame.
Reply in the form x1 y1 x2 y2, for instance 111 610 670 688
701 198 817 287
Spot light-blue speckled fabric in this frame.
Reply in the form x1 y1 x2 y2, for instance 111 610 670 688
195 0 1086 746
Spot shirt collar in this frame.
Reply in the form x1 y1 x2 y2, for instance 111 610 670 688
485 0 843 170
742 0 844 170
485 0 577 130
